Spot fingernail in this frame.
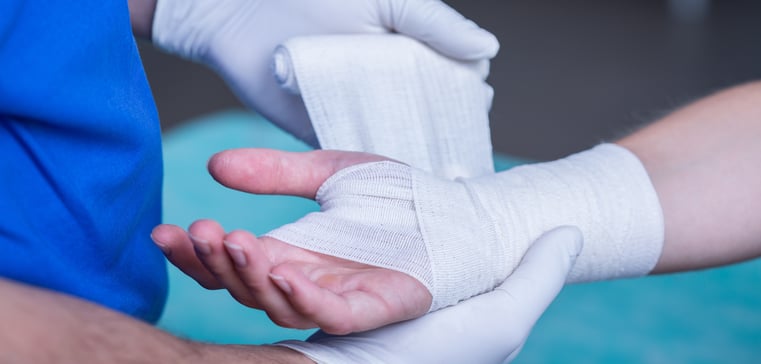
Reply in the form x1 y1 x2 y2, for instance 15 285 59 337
150 233 172 257
269 274 292 295
189 234 211 255
224 241 247 267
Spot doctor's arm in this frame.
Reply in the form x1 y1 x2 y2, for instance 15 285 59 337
0 278 311 363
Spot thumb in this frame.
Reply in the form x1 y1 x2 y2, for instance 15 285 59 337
494 226 583 328
207 149 390 199
380 0 500 60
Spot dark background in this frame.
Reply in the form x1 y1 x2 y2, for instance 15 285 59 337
139 0 761 161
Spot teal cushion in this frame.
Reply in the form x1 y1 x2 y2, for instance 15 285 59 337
159 111 761 361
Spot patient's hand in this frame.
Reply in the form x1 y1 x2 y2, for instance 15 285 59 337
151 149 432 334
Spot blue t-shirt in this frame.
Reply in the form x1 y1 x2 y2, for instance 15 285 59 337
0 1 167 322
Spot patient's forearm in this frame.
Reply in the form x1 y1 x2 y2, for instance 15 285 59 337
128 0 157 39
0 278 310 363
617 80 761 273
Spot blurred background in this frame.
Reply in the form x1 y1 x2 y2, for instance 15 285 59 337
140 0 761 161
141 1 761 363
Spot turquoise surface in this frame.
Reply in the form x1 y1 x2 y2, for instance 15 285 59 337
159 111 761 362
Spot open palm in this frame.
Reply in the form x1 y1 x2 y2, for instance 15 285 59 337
152 149 432 334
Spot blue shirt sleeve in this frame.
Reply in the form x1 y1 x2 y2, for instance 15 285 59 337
0 0 167 322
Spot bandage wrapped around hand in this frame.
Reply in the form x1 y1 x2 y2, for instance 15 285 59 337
267 143 664 311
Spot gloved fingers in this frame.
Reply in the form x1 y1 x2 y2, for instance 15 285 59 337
495 226 583 329
151 223 223 290
379 0 500 60
297 283 532 364
206 149 390 200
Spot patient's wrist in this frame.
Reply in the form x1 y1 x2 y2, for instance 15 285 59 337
473 143 665 283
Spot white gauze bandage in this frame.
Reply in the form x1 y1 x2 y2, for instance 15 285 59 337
267 144 664 311
272 34 495 179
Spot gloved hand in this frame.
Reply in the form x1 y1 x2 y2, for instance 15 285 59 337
277 226 583 364
152 0 499 146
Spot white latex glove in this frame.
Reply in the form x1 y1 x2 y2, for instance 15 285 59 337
277 226 583 364
152 0 500 146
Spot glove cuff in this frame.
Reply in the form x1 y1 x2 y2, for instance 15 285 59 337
275 340 380 364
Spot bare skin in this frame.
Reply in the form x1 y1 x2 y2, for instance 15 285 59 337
619 80 761 273
0 278 311 364
152 81 761 334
